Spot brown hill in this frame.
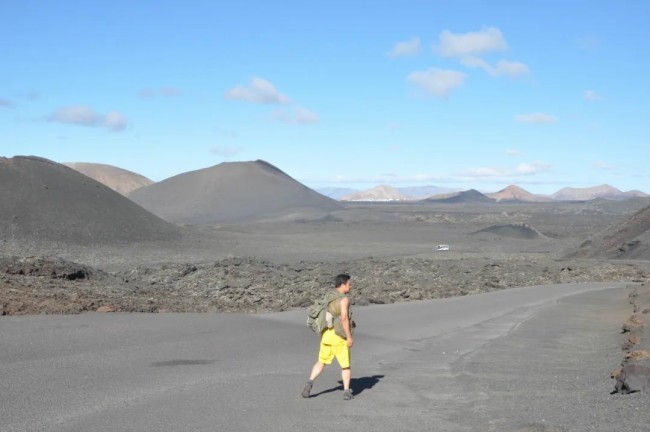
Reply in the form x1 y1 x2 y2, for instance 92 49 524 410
486 185 553 202
341 185 414 201
552 184 647 201
0 156 180 244
569 205 650 259
64 162 153 196
128 160 344 224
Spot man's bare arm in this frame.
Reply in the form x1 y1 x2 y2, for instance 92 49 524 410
340 297 353 347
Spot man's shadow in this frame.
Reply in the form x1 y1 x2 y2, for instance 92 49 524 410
310 375 385 397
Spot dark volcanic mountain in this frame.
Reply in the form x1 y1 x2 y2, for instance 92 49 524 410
423 189 495 204
0 156 180 244
568 205 650 260
128 160 344 224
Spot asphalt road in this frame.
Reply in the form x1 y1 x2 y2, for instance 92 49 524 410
0 282 640 432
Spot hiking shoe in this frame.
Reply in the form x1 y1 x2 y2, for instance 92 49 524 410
343 389 354 400
301 381 313 398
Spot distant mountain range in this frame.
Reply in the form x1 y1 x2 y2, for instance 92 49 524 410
5 156 650 254
331 183 648 203
62 161 648 204
336 185 460 201
5 157 650 261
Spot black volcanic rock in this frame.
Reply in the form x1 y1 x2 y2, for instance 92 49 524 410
0 156 180 244
3 254 649 315
128 160 344 224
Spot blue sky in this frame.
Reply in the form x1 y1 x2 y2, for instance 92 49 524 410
1 0 649 194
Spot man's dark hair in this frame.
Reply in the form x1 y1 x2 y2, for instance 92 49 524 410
335 273 351 288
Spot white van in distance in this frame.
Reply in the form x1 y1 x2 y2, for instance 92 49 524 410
435 244 450 251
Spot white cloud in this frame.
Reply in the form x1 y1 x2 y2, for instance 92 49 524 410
272 106 319 125
408 68 466 97
462 161 551 178
437 27 507 58
436 28 529 79
318 161 554 187
514 113 557 124
108 113 129 131
46 106 129 132
584 90 600 101
466 166 509 177
516 161 551 175
388 37 421 58
506 149 523 157
459 56 491 70
461 57 529 78
104 111 128 132
225 77 291 104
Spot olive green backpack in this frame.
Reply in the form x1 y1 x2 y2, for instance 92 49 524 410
306 291 355 337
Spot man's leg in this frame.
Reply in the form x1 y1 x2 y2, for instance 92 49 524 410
341 367 351 390
309 361 325 381
341 367 353 400
302 362 325 398
333 341 353 400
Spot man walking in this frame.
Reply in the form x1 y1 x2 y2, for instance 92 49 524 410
302 273 355 400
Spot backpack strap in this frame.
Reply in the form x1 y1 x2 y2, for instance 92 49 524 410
324 291 345 316
326 291 354 339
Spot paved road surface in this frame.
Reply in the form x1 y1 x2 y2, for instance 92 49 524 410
0 282 641 432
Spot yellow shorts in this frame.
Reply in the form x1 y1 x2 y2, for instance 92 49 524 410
318 330 350 369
